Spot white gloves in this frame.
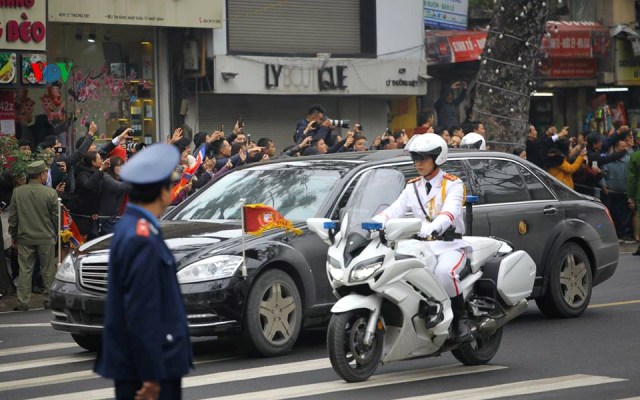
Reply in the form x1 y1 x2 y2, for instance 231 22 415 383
418 223 438 239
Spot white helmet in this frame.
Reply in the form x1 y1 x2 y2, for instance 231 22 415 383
460 132 486 150
406 133 448 166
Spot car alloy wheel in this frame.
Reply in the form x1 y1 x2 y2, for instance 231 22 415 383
558 253 590 308
259 282 298 345
536 243 592 318
245 269 302 356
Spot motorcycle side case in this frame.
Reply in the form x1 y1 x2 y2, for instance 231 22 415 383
481 250 536 306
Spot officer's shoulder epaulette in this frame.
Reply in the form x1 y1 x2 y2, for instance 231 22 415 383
442 173 459 181
407 177 421 184
136 219 150 237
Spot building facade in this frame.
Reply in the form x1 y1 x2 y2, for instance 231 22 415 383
184 0 427 149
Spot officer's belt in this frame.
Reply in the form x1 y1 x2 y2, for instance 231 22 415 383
413 232 463 242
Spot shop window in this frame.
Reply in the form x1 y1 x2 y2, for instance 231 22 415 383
13 24 157 149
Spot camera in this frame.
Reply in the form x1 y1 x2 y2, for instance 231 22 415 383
330 119 351 129
56 147 66 154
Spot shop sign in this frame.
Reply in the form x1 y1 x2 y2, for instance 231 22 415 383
424 0 468 31
48 0 223 29
540 21 610 59
536 58 596 79
0 0 46 51
615 39 640 85
0 90 16 135
216 55 427 96
425 30 486 64
265 64 348 91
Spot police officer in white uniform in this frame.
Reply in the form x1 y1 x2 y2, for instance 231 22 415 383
374 134 472 342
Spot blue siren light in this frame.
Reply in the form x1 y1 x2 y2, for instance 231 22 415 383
324 222 338 230
362 222 383 231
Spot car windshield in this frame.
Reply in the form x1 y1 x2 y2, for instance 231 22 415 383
172 165 342 222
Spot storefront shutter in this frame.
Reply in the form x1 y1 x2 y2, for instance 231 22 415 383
227 0 361 55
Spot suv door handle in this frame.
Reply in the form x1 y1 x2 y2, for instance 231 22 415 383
543 206 557 215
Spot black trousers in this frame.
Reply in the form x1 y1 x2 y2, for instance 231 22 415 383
114 379 181 400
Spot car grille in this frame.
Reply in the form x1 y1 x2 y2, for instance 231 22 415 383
79 256 109 294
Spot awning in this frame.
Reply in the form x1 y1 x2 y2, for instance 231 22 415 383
540 21 610 58
425 30 486 65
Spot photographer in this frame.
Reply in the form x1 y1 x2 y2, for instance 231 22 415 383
72 152 111 240
98 157 129 235
294 104 333 145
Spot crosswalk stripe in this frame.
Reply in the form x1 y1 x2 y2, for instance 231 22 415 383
0 356 238 392
0 354 94 374
0 371 96 392
395 374 626 400
28 358 334 400
0 342 78 357
203 364 507 400
0 323 52 328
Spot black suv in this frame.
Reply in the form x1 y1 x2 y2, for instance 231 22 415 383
50 150 619 356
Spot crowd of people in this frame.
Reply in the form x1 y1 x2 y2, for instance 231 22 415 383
525 123 640 247
2 101 640 305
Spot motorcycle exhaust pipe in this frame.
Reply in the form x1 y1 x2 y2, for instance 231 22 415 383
477 299 528 336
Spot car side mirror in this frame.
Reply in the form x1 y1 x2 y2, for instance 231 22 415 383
307 218 333 245
385 218 422 241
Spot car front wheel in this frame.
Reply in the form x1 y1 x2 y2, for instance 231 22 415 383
244 269 302 356
536 242 592 318
71 334 101 352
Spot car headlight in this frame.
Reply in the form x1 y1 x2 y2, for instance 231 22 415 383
349 256 384 283
327 256 343 283
177 255 244 284
56 254 76 283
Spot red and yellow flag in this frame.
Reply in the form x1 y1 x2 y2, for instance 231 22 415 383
243 204 303 236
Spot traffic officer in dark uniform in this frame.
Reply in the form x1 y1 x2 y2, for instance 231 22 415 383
95 144 192 400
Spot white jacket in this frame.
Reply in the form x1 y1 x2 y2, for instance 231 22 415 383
374 169 470 255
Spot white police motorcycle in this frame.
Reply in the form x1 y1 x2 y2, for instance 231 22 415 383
307 169 536 382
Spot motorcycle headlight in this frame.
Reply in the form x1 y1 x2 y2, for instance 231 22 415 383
327 256 343 283
56 254 76 283
349 256 384 283
177 255 244 284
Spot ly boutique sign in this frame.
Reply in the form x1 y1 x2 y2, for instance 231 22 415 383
265 64 348 91
214 56 427 96
0 0 46 51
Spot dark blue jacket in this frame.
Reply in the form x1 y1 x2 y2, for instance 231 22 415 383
95 205 192 381
294 118 333 145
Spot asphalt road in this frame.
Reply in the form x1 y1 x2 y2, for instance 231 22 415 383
0 254 639 400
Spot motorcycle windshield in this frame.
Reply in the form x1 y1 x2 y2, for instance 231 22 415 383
343 168 406 238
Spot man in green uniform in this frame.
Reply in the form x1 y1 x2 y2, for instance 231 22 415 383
8 160 59 311
628 144 640 256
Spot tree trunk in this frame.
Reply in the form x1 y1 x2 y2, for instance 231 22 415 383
472 0 552 150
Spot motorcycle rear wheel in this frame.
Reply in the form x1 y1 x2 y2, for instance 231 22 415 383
451 327 502 366
327 310 383 382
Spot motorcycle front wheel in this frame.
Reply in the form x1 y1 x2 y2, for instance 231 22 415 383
451 326 502 366
327 310 384 382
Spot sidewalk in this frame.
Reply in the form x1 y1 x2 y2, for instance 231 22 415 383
0 292 44 312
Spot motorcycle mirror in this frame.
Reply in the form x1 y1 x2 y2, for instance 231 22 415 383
385 218 422 241
307 218 337 245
